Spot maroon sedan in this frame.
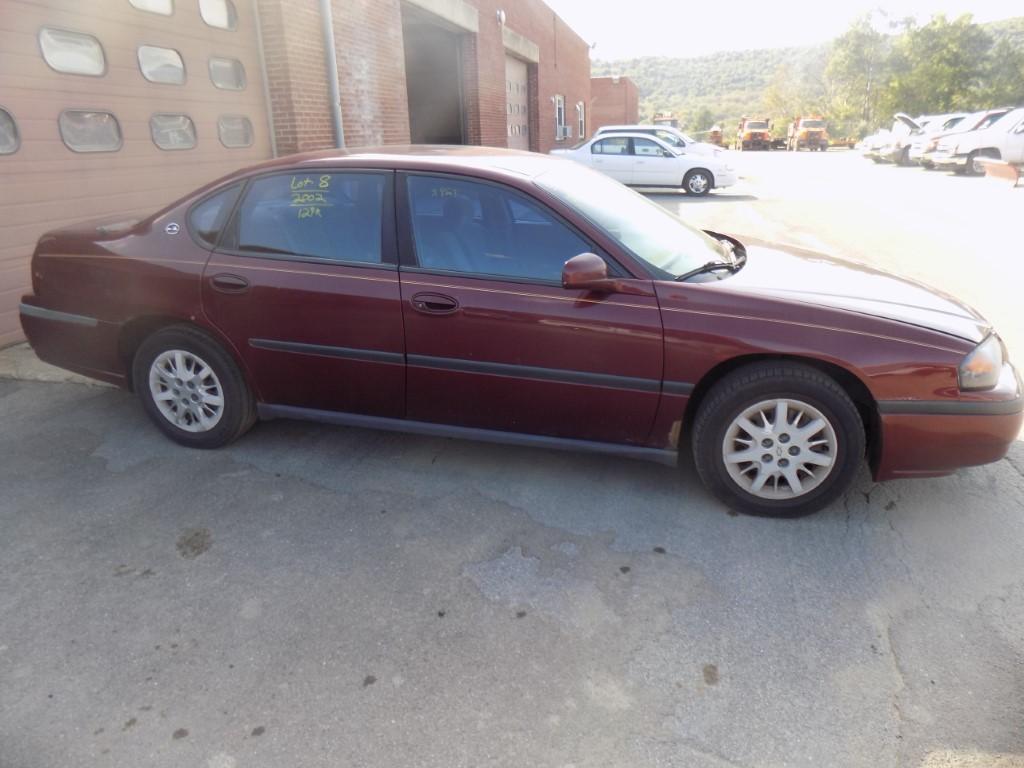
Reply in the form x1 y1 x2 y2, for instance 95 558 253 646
19 147 1022 516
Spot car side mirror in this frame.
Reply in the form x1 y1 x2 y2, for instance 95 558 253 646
562 253 654 296
662 149 674 158
562 253 610 290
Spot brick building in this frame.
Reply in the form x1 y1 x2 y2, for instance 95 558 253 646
0 0 592 345
590 75 640 131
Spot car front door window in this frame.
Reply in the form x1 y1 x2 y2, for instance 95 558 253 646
405 175 592 282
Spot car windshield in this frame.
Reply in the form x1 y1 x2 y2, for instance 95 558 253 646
801 120 825 128
746 121 769 130
535 163 725 279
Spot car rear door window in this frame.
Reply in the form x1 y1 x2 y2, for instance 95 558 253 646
406 175 591 282
231 172 386 264
632 138 665 156
592 137 629 155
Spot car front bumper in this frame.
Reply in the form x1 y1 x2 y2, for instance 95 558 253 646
714 168 738 188
874 363 1023 480
930 150 969 169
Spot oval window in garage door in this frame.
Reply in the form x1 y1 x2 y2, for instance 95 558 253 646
59 110 122 153
138 45 185 84
129 0 173 14
209 56 246 90
151 114 196 150
0 108 19 154
39 27 106 76
200 0 238 30
217 115 252 148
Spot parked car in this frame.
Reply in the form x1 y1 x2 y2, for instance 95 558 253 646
930 107 1024 175
551 132 736 195
919 108 1014 169
19 148 1022 517
908 113 968 166
593 124 723 157
874 113 925 165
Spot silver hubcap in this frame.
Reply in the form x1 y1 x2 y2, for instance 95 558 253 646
148 350 225 433
722 398 838 500
688 173 709 193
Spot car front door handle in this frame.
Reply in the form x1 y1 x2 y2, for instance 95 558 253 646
411 292 459 316
209 273 250 294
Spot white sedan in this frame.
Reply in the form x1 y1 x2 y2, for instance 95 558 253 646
551 132 737 196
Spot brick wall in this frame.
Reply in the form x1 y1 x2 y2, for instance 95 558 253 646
467 0 592 153
333 0 411 147
255 0 335 155
590 76 639 131
257 0 591 155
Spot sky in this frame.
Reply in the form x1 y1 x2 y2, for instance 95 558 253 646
543 0 1024 60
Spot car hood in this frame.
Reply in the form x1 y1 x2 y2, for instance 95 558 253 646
718 243 990 343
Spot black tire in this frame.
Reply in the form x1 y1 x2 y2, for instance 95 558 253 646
132 324 256 449
683 168 713 196
964 150 982 176
692 362 865 518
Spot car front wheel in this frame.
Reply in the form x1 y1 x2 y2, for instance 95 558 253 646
692 362 865 517
133 325 255 448
683 169 713 196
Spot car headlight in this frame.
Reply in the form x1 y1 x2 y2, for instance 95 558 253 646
959 335 1004 391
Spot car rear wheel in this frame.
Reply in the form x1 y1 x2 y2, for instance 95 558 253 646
692 362 865 517
683 169 713 196
133 325 255 448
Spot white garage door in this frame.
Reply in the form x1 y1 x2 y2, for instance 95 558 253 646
505 56 529 151
0 0 273 346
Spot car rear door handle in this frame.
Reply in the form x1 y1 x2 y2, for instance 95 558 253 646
209 273 250 294
410 292 459 315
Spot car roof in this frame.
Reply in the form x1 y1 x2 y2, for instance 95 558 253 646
230 145 575 181
597 125 679 132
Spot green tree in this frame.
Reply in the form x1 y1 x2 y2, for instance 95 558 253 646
980 37 1024 105
884 14 993 115
825 16 890 135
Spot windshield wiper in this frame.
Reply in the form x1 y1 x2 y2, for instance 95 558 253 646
674 260 738 282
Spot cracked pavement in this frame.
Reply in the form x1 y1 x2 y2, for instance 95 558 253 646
3 152 1024 767
0 377 1022 768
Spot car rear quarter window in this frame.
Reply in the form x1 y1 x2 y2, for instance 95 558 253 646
405 175 591 282
150 114 196 150
138 45 185 84
209 57 245 90
0 108 19 154
231 172 386 264
39 28 106 76
189 184 242 248
59 110 122 152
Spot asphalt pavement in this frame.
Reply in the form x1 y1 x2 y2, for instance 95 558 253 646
2 151 1024 768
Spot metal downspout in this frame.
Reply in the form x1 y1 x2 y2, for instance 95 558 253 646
319 0 346 148
251 0 278 157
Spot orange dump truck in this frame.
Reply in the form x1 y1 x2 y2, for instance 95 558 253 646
736 117 771 151
788 116 829 151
